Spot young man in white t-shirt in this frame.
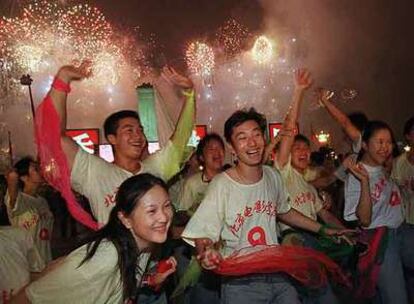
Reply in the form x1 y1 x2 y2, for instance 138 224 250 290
182 99 352 303
5 157 54 264
41 62 195 226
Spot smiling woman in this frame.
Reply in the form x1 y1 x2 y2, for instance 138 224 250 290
10 173 176 304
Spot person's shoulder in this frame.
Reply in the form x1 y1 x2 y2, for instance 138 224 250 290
70 241 119 272
263 165 283 180
185 171 203 185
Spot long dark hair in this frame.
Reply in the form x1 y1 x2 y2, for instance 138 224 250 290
79 173 168 301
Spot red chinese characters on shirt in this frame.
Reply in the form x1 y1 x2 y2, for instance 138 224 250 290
229 200 277 236
389 188 401 206
371 178 387 204
21 213 40 230
104 188 119 208
293 192 316 207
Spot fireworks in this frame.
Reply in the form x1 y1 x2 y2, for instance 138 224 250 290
251 35 274 64
59 4 112 58
215 18 250 58
0 1 121 78
185 41 215 76
340 88 358 101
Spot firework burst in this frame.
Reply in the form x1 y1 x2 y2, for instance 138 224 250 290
185 41 215 76
215 18 250 58
251 35 274 64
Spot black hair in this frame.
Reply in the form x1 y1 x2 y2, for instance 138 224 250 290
80 173 168 301
358 120 395 161
224 108 267 143
103 110 141 140
14 156 36 189
348 112 368 132
196 133 225 164
310 151 325 167
403 116 414 136
293 134 310 146
361 120 394 144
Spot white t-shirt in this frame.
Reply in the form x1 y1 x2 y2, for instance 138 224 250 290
182 166 291 257
0 227 45 304
344 163 403 229
177 172 209 212
71 140 179 225
392 152 414 224
277 160 323 231
5 192 54 263
26 241 150 304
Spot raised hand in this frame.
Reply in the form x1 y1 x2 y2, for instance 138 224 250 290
316 87 335 104
57 60 93 83
161 66 193 89
343 157 369 182
6 169 19 186
294 68 313 90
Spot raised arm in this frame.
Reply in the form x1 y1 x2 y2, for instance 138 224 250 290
5 169 19 210
263 132 281 164
162 66 195 149
318 89 361 142
45 61 92 170
276 69 312 168
152 67 195 180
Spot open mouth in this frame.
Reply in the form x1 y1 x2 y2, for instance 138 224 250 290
246 149 260 156
153 226 168 233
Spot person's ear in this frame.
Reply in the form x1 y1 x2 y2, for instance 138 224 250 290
20 175 28 184
107 134 117 145
117 211 132 229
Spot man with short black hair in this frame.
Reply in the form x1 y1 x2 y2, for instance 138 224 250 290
38 62 195 225
182 70 351 304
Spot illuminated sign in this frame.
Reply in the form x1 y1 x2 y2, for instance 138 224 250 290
268 123 299 139
66 129 100 154
188 125 208 147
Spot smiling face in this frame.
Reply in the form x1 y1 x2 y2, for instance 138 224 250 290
229 120 265 167
362 128 393 166
108 117 146 161
291 140 311 173
120 184 173 250
202 139 225 172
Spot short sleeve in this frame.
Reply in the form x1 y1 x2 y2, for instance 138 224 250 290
343 174 361 221
71 149 110 195
270 167 291 214
314 193 324 213
181 178 224 246
26 243 121 304
4 191 25 215
352 134 362 153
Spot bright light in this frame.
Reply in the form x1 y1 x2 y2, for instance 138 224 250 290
251 35 274 64
316 130 330 144
185 41 215 76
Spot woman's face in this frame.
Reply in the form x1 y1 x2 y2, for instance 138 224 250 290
363 128 393 166
120 185 173 250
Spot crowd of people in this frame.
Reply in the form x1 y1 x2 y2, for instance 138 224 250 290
0 61 413 304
